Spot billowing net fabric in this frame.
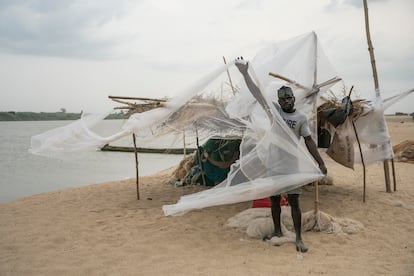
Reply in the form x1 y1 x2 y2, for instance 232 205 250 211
29 32 414 216
29 112 130 160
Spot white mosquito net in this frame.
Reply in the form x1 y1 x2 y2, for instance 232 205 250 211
29 32 414 216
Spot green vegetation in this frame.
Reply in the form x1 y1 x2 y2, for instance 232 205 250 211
0 111 127 121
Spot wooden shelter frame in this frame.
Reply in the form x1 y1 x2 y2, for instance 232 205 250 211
109 1 398 200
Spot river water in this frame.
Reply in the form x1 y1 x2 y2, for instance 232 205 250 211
0 120 184 203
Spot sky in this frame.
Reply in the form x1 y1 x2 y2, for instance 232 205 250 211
0 0 413 114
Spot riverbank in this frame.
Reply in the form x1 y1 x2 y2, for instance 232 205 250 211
0 111 126 121
0 115 413 275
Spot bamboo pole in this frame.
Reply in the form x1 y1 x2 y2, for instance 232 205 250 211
268 72 309 90
315 77 342 90
312 33 320 214
363 0 379 96
363 0 393 193
313 32 318 89
132 133 140 200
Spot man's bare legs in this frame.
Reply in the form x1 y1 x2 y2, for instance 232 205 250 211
288 194 308 253
267 194 308 253
270 195 283 237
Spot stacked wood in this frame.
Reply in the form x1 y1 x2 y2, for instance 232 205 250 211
108 95 168 116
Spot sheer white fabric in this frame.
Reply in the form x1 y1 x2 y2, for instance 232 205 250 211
29 32 414 216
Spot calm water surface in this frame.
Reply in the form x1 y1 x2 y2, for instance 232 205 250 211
0 120 184 203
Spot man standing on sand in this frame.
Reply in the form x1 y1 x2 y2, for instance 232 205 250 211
235 58 327 253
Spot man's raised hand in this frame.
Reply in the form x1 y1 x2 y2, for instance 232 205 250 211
235 56 248 74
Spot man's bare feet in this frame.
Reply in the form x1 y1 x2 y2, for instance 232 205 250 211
295 240 308 253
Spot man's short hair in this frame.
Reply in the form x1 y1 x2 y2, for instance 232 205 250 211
277 86 294 98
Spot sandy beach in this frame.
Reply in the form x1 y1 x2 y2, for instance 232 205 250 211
1 115 413 275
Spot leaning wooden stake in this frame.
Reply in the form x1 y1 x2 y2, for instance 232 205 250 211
223 56 236 95
182 129 187 157
363 0 393 193
132 133 140 200
348 86 367 202
352 120 367 201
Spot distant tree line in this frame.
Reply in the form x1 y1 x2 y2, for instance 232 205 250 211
2 111 411 121
394 112 414 120
0 111 127 121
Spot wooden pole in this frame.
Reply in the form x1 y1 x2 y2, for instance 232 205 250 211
195 126 207 186
183 129 187 156
223 56 236 95
363 0 379 96
352 120 367 202
313 32 318 89
348 86 367 202
132 133 140 200
312 33 320 214
383 160 391 193
315 77 342 90
268 72 309 90
363 0 392 193
314 181 319 214
391 158 397 191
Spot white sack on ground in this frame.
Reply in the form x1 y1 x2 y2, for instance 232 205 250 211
226 208 364 246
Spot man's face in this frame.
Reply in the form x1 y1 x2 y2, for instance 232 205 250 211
278 88 295 112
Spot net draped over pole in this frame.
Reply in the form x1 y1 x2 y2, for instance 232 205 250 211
363 0 396 193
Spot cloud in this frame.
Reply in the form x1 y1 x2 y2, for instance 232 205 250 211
0 0 412 113
0 0 133 58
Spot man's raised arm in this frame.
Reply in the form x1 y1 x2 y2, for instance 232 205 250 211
235 58 273 121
